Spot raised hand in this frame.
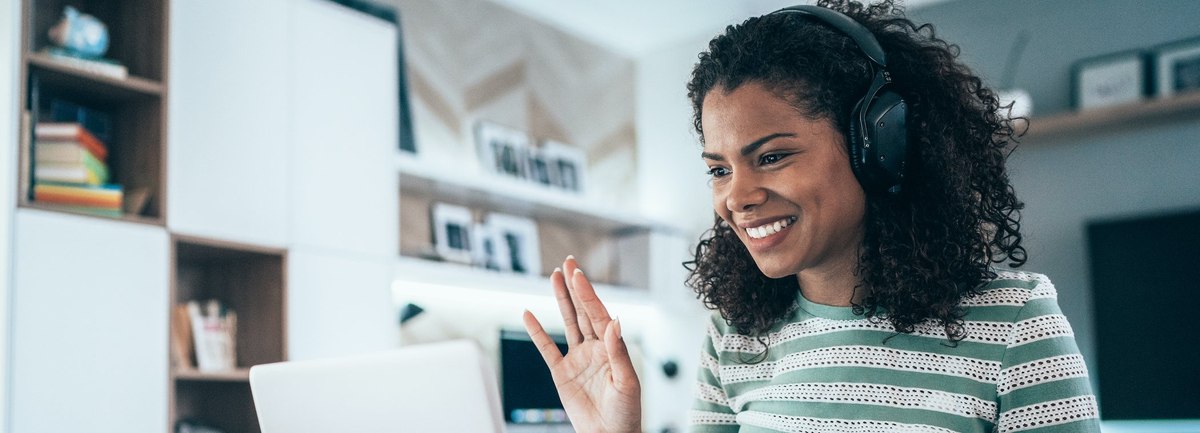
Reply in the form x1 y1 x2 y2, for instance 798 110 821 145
522 256 641 433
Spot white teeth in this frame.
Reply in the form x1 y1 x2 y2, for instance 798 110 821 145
747 217 794 239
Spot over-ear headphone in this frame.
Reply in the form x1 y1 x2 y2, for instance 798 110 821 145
770 5 910 195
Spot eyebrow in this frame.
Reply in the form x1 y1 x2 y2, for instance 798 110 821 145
701 133 796 161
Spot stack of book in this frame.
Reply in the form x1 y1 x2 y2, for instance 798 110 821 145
32 121 123 217
171 299 238 372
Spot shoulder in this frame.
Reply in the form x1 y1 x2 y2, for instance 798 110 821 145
706 310 730 342
960 269 1058 312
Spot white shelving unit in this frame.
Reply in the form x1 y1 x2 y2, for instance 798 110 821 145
392 255 652 306
395 152 688 307
397 153 672 234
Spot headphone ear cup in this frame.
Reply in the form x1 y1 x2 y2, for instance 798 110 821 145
846 98 868 188
863 90 908 193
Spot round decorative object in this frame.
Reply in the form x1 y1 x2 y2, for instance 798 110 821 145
48 6 110 58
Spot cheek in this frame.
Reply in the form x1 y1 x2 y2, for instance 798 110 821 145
711 189 736 226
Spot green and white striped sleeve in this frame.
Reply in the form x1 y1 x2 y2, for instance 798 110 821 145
691 314 739 432
996 278 1101 432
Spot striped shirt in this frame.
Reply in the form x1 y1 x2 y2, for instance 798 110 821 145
691 270 1101 433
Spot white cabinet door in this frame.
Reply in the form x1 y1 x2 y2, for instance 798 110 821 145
289 0 399 257
168 0 290 247
9 209 169 433
287 248 397 361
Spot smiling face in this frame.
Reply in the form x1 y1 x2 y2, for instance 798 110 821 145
701 82 867 280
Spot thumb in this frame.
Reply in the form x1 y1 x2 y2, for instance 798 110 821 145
604 318 638 393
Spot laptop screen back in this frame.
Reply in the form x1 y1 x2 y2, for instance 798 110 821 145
249 340 505 433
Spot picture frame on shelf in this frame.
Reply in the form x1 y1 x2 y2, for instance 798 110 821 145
470 222 501 271
526 146 555 187
475 120 531 180
1072 50 1150 111
486 213 541 276
431 202 475 264
1153 37 1200 98
540 139 587 194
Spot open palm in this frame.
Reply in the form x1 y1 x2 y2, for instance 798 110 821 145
522 256 641 433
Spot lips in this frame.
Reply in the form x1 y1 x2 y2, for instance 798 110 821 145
741 216 797 240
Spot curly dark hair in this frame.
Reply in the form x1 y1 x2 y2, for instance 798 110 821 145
683 0 1027 341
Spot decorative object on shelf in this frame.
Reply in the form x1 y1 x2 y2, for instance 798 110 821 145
471 221 501 270
1072 50 1150 110
1153 37 1200 98
186 299 237 372
540 139 587 194
43 7 128 79
47 6 109 58
996 31 1033 119
431 202 475 264
485 212 541 276
475 120 532 180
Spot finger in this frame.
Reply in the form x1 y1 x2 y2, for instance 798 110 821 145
551 268 584 347
572 268 612 339
522 310 563 368
563 256 596 339
604 318 639 393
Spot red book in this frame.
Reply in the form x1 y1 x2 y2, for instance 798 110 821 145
34 122 108 161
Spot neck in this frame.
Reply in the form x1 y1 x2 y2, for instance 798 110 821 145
795 253 862 307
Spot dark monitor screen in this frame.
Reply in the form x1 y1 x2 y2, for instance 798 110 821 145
499 329 569 424
1087 208 1200 420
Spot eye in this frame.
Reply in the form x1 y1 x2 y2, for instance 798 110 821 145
759 153 789 165
706 166 730 178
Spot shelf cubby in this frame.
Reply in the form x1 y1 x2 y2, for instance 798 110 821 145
18 0 169 224
396 153 676 292
169 235 287 433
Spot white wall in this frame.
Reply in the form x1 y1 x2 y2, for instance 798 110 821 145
1008 121 1200 379
0 0 20 430
634 35 713 237
633 35 720 433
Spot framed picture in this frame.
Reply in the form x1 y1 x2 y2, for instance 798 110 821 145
475 120 531 179
526 147 556 187
1072 50 1150 110
470 222 502 271
431 202 474 264
1153 37 1200 98
540 139 587 194
485 213 541 276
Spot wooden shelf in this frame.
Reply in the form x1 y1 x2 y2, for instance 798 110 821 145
173 368 251 383
27 52 163 102
1023 91 1200 141
18 202 163 226
397 153 669 234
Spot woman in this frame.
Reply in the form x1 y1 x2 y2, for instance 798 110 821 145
522 1 1101 432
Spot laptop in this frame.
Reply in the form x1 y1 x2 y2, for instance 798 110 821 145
249 340 507 433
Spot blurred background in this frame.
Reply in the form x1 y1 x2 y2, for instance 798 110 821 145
0 0 1197 432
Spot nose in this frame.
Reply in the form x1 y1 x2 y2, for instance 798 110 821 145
725 172 767 212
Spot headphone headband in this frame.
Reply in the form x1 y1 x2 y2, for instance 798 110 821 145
767 5 910 195
770 5 887 68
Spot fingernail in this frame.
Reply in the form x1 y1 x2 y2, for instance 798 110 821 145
575 268 584 276
613 318 623 339
553 267 562 274
566 255 575 261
